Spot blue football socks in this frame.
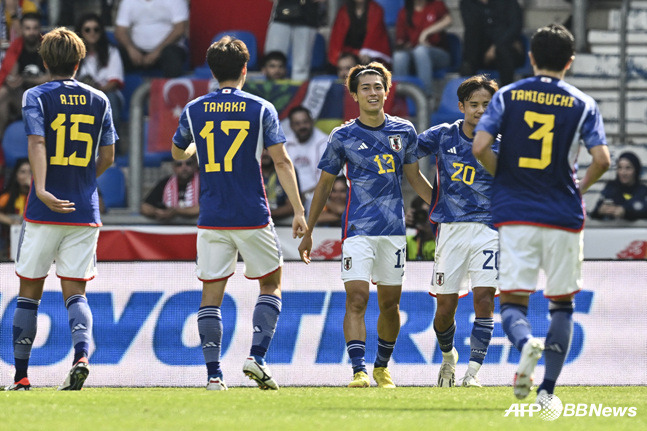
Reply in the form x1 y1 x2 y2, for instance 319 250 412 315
434 321 456 353
198 305 223 379
347 340 367 374
13 297 40 381
539 300 574 394
374 337 396 368
470 317 494 364
250 295 282 364
501 303 532 351
65 294 92 364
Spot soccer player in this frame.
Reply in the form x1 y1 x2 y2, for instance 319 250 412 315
298 62 433 388
472 24 611 399
417 75 499 388
172 36 307 391
5 27 117 391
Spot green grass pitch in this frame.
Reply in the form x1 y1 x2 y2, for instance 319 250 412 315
2 386 645 431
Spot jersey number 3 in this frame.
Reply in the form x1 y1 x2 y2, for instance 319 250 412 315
200 120 249 172
50 113 95 167
518 111 554 170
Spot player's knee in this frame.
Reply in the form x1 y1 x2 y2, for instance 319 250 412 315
377 299 399 315
473 290 496 317
346 294 369 314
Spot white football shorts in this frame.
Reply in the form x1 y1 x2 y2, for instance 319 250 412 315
431 222 499 297
196 224 283 282
15 222 99 281
498 224 583 298
341 235 406 286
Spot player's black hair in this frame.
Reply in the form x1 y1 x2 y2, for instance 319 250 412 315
617 152 642 186
346 61 392 94
20 12 41 24
206 36 250 83
456 75 498 104
288 105 313 121
261 50 287 69
530 24 575 72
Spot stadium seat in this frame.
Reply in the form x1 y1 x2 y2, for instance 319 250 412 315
97 166 127 208
2 120 28 167
433 33 462 79
374 0 403 27
288 32 327 74
212 30 258 70
430 76 465 126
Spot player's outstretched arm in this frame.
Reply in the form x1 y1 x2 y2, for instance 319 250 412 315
267 143 307 238
298 171 337 264
171 142 196 160
404 161 433 205
472 130 497 175
96 144 115 178
28 135 75 213
580 145 611 193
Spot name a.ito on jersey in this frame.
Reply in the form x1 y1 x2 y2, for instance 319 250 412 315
203 101 247 113
59 94 87 105
509 90 575 107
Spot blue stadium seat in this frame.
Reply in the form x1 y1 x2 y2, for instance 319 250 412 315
212 30 258 70
97 166 127 208
374 0 403 27
430 77 465 126
2 120 28 167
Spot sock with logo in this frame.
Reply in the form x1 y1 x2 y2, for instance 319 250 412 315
470 317 494 365
374 337 396 368
346 340 367 374
538 301 574 394
500 303 532 351
13 297 40 381
66 294 93 364
250 294 281 365
434 321 456 353
198 306 223 379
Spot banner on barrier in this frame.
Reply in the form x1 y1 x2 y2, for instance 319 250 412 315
1 261 645 387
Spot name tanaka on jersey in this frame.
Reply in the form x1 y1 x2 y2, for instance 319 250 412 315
203 101 247 113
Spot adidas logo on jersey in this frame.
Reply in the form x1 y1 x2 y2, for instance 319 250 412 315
447 147 457 154
358 142 368 150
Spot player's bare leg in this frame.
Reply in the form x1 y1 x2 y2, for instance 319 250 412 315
344 280 370 387
243 268 282 390
463 286 496 387
373 284 402 388
435 293 459 387
59 279 91 390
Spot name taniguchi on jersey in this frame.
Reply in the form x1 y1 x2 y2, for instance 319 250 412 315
317 114 419 239
172 87 286 229
22 79 117 226
417 119 498 226
475 75 607 231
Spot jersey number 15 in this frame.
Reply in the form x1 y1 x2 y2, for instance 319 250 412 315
50 113 95 167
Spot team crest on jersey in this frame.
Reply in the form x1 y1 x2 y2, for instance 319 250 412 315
388 135 403 152
435 272 444 286
343 257 352 271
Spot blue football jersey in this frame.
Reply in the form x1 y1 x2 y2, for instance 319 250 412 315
417 120 496 226
173 87 286 228
475 75 607 231
318 115 418 239
22 79 117 225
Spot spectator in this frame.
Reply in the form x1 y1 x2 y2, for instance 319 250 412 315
317 175 347 226
141 156 199 222
328 0 391 67
393 0 452 97
405 196 435 260
590 151 647 221
75 13 124 129
459 0 525 86
0 157 29 259
284 105 328 213
336 51 359 81
260 50 288 81
261 148 298 225
0 12 47 139
264 0 326 81
114 0 188 78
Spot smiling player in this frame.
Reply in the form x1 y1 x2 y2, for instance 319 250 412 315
298 62 433 388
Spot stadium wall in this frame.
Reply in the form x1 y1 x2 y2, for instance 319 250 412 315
1 261 645 387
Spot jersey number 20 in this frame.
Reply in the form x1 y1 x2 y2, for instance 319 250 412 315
518 111 554 170
50 113 95 167
200 120 249 172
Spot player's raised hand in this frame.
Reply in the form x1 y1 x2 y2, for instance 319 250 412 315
292 214 308 239
36 190 75 213
298 234 313 264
